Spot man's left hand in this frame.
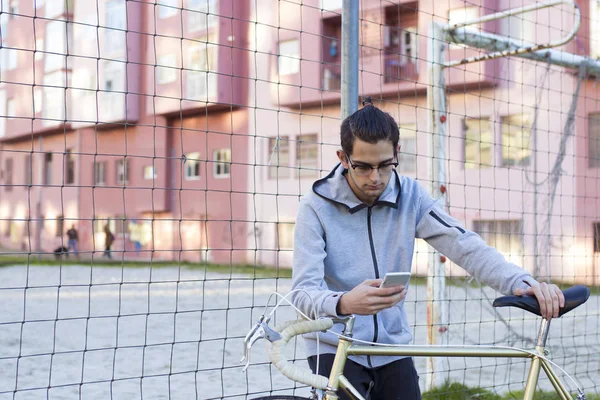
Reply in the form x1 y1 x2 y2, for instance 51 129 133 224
513 282 565 320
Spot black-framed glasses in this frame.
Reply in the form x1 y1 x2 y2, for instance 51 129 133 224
346 155 398 177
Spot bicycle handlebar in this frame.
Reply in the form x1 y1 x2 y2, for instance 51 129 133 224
266 318 334 390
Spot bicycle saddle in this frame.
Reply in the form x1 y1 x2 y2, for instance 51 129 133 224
492 285 590 317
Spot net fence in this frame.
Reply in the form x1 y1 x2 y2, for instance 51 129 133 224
0 0 598 398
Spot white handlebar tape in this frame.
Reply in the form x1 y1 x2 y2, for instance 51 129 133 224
266 318 334 390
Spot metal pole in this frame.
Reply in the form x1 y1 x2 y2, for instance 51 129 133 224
445 0 580 67
446 27 598 74
341 0 359 120
425 21 448 390
36 136 43 259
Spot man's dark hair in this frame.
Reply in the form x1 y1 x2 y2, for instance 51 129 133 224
340 96 400 157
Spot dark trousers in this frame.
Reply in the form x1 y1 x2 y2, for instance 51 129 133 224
308 354 421 400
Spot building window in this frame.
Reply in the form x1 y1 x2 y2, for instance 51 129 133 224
186 40 216 100
9 0 17 18
296 134 318 177
44 152 52 185
5 158 12 191
594 223 600 253
0 90 5 138
43 71 67 126
398 124 417 173
187 0 217 32
473 220 522 255
56 215 64 237
35 38 44 61
589 113 600 168
464 117 492 168
592 0 600 58
157 54 177 84
501 114 531 167
278 39 300 76
6 97 14 117
46 0 73 18
213 148 231 178
158 0 178 19
0 48 18 71
24 154 32 186
94 161 106 185
321 16 341 90
268 136 289 179
45 20 72 73
320 0 342 11
34 88 42 114
185 152 201 180
104 0 126 55
64 149 75 185
116 158 129 185
143 165 157 180
277 222 295 250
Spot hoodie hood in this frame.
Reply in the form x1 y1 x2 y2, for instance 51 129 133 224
312 163 402 213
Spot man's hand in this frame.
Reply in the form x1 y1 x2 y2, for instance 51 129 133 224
337 279 406 316
513 282 565 320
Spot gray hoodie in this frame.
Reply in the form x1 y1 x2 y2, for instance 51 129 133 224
291 163 537 368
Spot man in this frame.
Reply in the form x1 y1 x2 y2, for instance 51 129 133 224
66 224 79 258
104 224 114 259
291 98 565 400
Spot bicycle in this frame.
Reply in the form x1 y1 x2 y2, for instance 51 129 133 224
241 285 591 400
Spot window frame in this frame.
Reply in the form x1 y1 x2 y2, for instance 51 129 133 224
5 158 12 191
157 53 178 84
296 133 319 178
158 0 178 19
589 113 600 168
94 160 107 186
184 151 201 180
398 124 417 173
500 114 531 168
464 116 493 169
213 148 231 178
116 158 129 185
65 149 75 185
268 136 290 179
277 221 295 250
278 39 300 76
187 0 218 33
44 152 52 185
143 165 157 180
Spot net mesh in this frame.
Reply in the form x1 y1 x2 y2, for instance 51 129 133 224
0 0 598 399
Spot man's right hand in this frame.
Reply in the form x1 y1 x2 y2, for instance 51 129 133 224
337 279 406 316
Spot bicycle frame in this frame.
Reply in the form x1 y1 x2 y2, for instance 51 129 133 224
321 318 571 400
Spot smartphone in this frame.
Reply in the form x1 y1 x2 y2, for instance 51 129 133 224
379 272 411 289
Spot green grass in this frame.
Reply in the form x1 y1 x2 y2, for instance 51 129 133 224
0 253 292 278
423 382 598 400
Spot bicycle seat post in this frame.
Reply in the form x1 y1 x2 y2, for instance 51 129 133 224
536 318 551 349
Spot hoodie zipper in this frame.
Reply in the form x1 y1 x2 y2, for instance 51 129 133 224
367 207 380 368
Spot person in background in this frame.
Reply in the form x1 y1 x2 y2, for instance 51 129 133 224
104 224 115 259
66 224 79 258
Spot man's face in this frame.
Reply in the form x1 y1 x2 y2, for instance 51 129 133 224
337 138 398 206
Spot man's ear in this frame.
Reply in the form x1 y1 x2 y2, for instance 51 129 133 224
336 150 348 168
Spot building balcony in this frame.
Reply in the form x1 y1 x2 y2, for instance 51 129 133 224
383 53 418 84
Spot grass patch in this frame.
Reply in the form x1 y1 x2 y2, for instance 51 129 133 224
0 253 292 278
423 382 596 400
423 382 501 400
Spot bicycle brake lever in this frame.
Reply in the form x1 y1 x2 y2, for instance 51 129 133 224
240 315 282 372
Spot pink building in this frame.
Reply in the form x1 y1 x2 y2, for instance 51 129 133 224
0 0 599 284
